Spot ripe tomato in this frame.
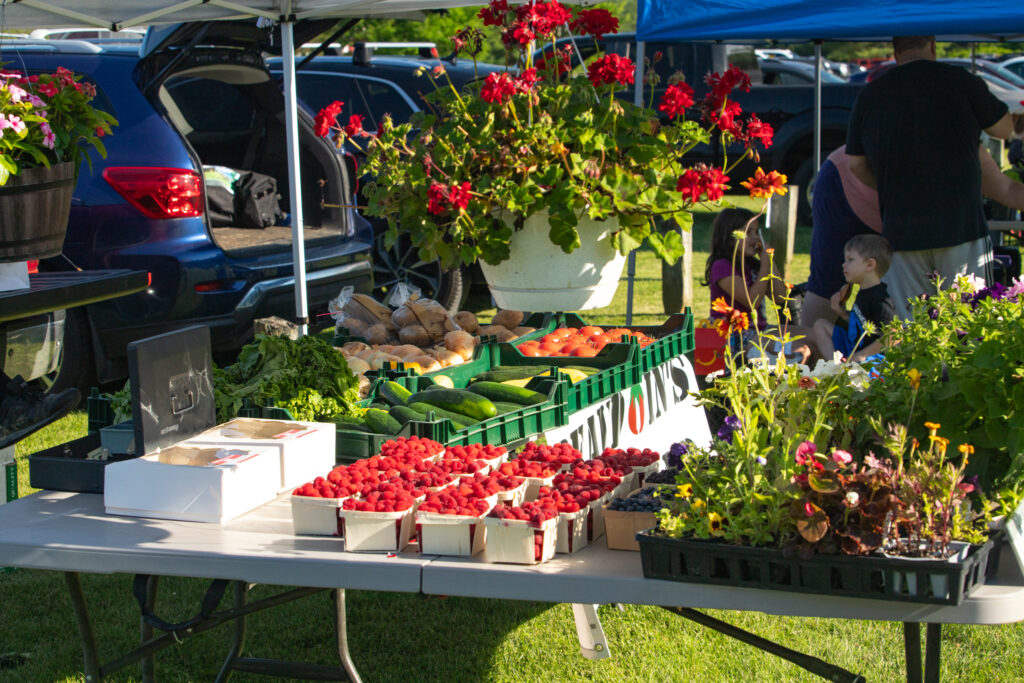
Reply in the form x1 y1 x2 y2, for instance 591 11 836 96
540 340 563 354
519 344 543 357
570 346 599 357
560 340 584 355
579 325 604 337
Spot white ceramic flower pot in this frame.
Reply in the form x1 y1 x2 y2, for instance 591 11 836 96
479 212 627 311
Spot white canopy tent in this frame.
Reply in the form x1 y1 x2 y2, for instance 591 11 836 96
1 0 598 333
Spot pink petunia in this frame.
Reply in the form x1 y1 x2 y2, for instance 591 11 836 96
40 122 56 149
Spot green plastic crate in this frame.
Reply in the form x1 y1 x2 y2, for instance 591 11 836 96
86 389 116 434
391 339 641 414
512 311 695 374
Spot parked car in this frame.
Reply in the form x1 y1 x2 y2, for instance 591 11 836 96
0 21 373 396
999 55 1024 80
759 58 848 85
268 45 509 311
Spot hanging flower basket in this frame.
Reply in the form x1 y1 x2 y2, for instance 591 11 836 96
478 211 626 311
0 162 74 263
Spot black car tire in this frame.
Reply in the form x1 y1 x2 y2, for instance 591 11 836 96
792 157 816 226
37 307 94 399
372 231 468 314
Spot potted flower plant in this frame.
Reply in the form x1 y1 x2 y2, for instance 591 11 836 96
315 0 782 311
0 65 117 262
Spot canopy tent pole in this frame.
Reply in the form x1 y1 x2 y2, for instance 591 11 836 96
626 40 646 326
280 17 310 337
814 40 822 175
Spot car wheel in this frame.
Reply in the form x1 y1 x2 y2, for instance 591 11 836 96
35 307 94 399
792 157 816 225
372 232 468 314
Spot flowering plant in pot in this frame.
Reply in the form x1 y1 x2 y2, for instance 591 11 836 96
0 65 116 185
316 0 782 310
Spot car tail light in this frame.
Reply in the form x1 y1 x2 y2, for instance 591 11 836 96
103 167 204 219
194 279 243 293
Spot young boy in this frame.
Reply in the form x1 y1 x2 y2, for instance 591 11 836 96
811 234 896 363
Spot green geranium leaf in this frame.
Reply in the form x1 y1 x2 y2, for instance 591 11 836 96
647 229 685 265
548 212 581 254
611 228 642 256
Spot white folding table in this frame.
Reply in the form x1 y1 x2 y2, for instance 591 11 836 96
2 490 1023 683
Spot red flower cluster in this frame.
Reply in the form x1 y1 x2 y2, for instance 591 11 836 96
676 166 730 203
314 100 343 138
587 53 635 88
744 114 774 148
480 71 516 105
658 82 694 119
705 65 751 110
426 181 472 216
536 46 573 78
514 68 541 94
344 114 367 138
570 8 619 40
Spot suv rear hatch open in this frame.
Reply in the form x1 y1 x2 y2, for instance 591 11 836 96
135 19 356 259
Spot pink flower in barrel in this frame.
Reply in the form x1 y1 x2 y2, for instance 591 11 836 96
0 65 117 185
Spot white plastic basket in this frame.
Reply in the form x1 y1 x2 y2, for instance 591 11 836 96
290 494 347 536
484 516 557 564
340 507 414 552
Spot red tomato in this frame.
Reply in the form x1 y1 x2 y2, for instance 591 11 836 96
563 327 579 335
540 340 563 354
570 346 599 357
541 333 565 345
560 341 584 355
519 344 543 357
579 326 604 337
588 333 610 345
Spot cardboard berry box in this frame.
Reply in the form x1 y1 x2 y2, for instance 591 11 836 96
290 494 348 536
415 503 495 556
484 516 558 565
556 507 590 554
340 508 415 552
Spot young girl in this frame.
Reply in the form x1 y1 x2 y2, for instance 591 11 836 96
703 208 786 332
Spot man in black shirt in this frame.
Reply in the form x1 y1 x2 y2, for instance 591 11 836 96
846 35 1013 317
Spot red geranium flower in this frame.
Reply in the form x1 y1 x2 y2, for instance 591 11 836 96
478 0 509 26
314 100 344 138
427 183 448 216
514 68 540 93
480 72 516 104
703 167 730 201
587 53 635 88
344 114 366 138
528 0 573 36
570 8 619 40
744 114 774 148
658 82 694 119
536 48 572 77
675 168 704 203
448 181 472 211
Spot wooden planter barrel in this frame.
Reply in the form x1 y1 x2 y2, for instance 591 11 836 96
0 161 75 263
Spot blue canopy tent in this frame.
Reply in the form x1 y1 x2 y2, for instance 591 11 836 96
636 0 1024 42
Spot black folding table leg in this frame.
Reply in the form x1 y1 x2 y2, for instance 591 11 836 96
924 623 942 683
140 575 159 683
214 582 250 683
904 622 922 683
64 572 101 683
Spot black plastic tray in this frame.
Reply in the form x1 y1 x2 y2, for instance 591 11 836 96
637 531 995 606
28 433 136 494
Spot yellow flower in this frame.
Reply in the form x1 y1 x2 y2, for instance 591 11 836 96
924 421 940 434
692 498 705 511
958 443 974 455
930 435 950 454
708 512 726 536
675 483 693 499
907 368 922 390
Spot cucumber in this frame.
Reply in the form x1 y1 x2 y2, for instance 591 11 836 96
330 414 367 426
466 381 547 406
492 401 524 414
471 365 551 383
369 402 389 411
389 404 427 425
334 422 372 433
407 388 498 421
380 381 412 407
407 402 473 430
364 407 402 435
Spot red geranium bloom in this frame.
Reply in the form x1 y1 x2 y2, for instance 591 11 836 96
427 183 448 216
587 53 635 88
314 100 344 137
675 168 704 203
514 68 540 93
570 8 619 40
448 181 472 211
703 167 730 201
529 0 573 36
478 0 509 26
37 81 58 98
658 82 694 119
480 72 516 104
744 114 774 148
344 114 366 138
710 100 743 136
536 48 572 77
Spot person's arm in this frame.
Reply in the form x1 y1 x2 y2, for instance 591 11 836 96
985 112 1014 141
846 154 877 189
830 284 851 322
850 340 883 363
980 144 1024 210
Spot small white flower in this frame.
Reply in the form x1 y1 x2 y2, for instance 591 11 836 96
705 369 725 381
845 491 860 507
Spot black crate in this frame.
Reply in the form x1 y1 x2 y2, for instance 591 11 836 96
28 433 136 494
637 531 995 606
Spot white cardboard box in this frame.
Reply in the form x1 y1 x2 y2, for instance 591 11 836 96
185 418 335 492
104 444 281 524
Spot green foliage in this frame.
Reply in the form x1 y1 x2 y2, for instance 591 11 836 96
214 334 361 422
0 65 117 185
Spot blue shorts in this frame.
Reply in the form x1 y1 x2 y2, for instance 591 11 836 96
807 160 875 298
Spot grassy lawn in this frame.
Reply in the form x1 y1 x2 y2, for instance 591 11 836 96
3 200 1023 682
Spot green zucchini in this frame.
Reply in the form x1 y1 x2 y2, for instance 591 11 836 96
466 381 547 406
364 407 402 435
380 381 412 407
407 388 497 421
471 365 551 383
491 401 523 414
407 402 473 430
389 404 428 425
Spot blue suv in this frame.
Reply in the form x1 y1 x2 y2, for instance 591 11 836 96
0 23 373 395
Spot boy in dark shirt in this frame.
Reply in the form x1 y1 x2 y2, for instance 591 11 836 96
811 234 896 363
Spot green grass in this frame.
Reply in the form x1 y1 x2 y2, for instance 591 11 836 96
3 202 1022 682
